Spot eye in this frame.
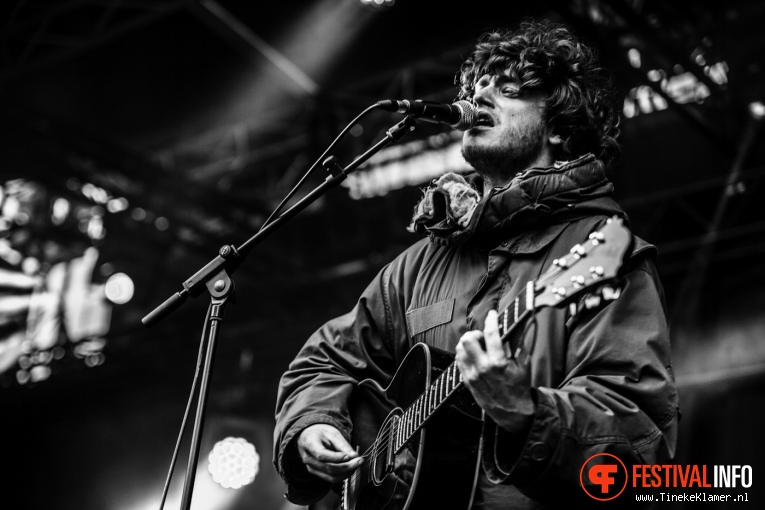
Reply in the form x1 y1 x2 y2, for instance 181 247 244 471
475 75 491 89
501 87 519 97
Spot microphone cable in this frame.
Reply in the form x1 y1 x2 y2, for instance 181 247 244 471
258 103 381 232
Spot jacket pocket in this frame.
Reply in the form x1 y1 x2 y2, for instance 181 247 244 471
406 298 455 338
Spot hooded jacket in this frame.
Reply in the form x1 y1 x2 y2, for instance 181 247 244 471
273 155 679 508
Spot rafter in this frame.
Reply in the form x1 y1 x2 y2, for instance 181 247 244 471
0 0 184 82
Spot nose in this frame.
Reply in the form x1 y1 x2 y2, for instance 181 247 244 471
472 76 497 107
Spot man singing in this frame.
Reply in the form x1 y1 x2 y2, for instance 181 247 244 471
273 20 679 508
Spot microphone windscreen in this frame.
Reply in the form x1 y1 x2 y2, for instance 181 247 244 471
453 100 477 131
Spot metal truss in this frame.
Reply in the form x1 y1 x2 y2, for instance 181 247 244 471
1 0 762 298
0 0 185 82
540 0 765 328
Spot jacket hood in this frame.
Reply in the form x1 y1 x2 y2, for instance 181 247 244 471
408 154 626 248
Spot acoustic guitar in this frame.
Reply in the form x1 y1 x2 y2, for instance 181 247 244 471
341 217 633 510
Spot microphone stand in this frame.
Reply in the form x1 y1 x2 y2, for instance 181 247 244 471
142 116 416 510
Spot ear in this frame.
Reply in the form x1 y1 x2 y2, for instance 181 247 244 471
548 133 563 146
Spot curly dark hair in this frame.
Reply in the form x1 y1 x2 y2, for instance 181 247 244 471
457 20 621 169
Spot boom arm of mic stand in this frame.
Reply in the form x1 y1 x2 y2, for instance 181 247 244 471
141 116 416 328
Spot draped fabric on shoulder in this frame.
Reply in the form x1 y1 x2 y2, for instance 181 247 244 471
408 154 620 248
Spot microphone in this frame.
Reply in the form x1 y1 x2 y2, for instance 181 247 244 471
376 99 477 131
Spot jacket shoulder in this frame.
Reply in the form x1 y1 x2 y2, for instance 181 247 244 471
565 214 657 262
388 236 442 274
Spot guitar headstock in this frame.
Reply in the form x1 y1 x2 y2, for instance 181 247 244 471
534 217 632 309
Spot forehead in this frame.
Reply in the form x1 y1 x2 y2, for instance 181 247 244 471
472 66 521 87
475 72 519 85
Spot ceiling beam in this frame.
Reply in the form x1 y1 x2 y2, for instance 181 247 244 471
189 0 319 95
0 0 184 83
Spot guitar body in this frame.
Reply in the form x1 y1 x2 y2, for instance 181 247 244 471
344 343 483 510
339 218 633 510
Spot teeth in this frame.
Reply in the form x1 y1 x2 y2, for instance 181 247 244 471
476 112 493 127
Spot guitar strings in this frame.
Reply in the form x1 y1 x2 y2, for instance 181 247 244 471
362 364 464 467
359 298 536 465
359 296 538 466
349 233 603 474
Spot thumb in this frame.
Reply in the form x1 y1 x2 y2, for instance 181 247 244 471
323 427 358 458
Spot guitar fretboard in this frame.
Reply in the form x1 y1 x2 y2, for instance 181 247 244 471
391 292 533 453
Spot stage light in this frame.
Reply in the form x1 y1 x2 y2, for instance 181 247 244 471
87 214 105 240
51 197 70 225
359 0 395 10
107 197 129 213
30 364 52 382
154 217 169 231
21 257 40 275
0 239 23 265
343 131 471 199
207 437 259 489
749 101 765 120
2 194 20 220
131 207 147 221
16 370 31 385
73 338 106 359
81 182 109 204
104 272 134 304
628 48 641 68
646 69 663 82
662 73 710 104
705 61 728 85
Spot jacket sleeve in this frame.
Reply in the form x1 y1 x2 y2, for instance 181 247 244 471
273 261 412 505
481 249 680 504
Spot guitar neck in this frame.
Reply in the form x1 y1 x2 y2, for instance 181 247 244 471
345 219 630 510
391 292 533 453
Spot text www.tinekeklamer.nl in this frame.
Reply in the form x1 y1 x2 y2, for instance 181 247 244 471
580 455 755 504
636 492 749 503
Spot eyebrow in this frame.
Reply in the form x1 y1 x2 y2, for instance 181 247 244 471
495 74 520 86
475 75 520 89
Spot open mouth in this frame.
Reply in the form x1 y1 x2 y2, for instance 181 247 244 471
475 111 495 128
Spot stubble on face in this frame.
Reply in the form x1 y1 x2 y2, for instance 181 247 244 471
461 116 549 191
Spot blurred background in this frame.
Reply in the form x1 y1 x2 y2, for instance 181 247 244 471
1 0 763 508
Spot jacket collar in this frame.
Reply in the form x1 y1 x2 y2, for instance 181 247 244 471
409 154 626 249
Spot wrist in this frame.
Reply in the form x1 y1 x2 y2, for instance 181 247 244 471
488 392 536 434
283 435 315 482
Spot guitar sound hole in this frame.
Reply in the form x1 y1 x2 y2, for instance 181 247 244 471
371 414 397 485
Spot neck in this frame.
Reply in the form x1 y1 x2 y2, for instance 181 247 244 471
481 177 504 196
480 153 555 195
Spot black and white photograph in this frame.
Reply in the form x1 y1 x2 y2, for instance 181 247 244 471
2 1 763 509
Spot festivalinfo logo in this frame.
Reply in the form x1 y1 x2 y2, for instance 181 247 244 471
580 453 629 501
579 453 753 502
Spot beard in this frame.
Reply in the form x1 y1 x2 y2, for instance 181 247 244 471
461 121 548 185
